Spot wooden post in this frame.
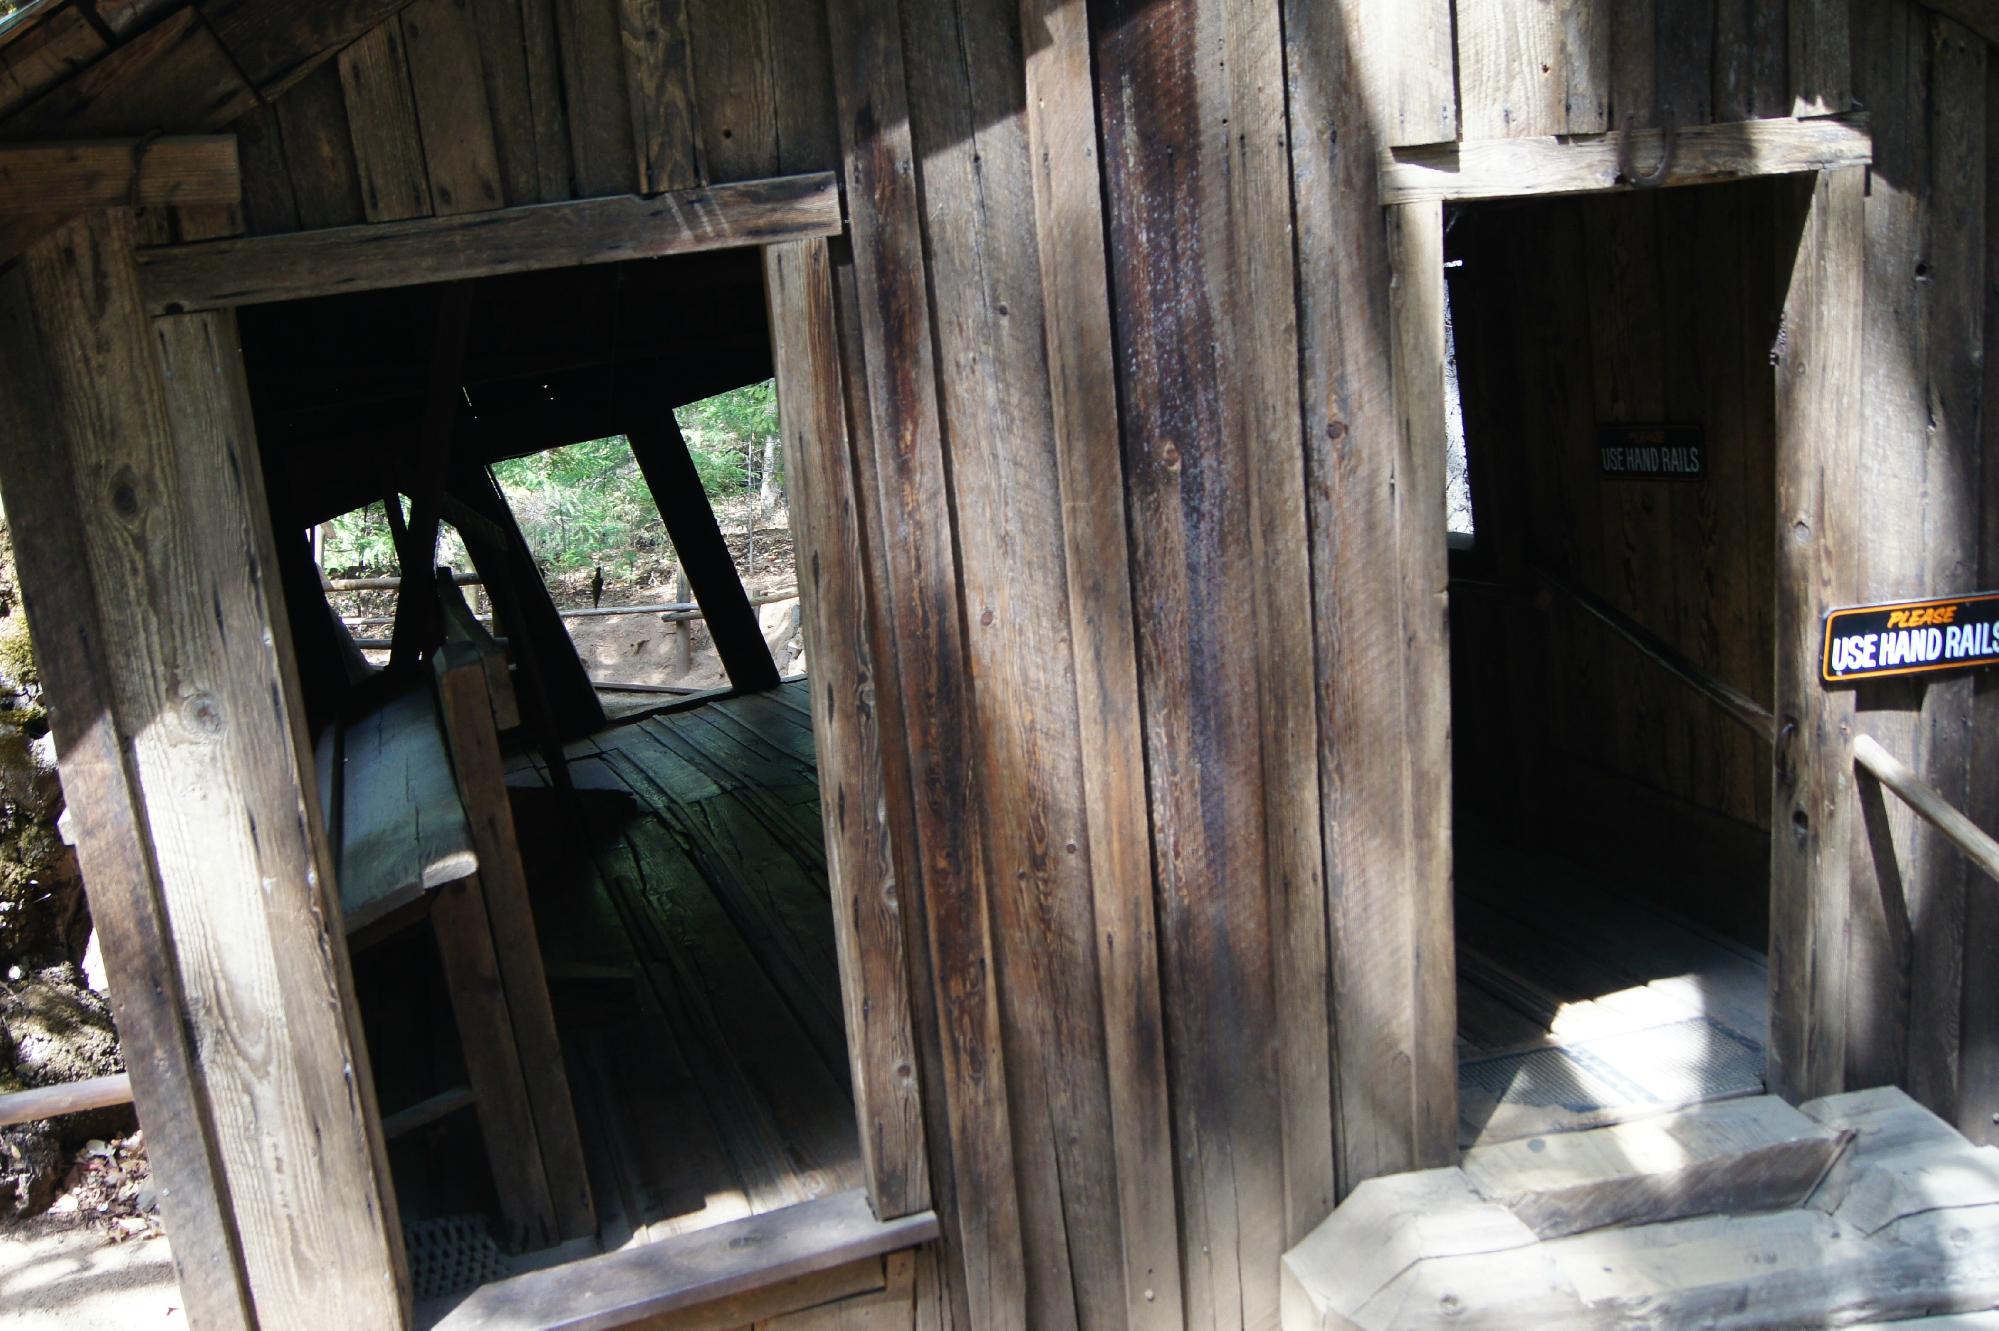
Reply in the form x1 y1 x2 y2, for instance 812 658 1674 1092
627 412 781 692
674 567 694 675
1768 168 1866 1104
1386 200 1461 1167
0 211 408 1327
764 237 929 1220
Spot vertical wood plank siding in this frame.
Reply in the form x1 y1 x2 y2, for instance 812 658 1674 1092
1017 0 1184 1322
822 2 1024 1324
56 0 1999 1325
0 211 406 1327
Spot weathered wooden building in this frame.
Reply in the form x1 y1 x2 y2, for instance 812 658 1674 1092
2 0 1997 1326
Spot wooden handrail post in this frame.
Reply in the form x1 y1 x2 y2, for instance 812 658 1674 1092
1852 734 1999 884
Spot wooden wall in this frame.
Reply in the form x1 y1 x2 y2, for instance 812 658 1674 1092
12 0 1999 1327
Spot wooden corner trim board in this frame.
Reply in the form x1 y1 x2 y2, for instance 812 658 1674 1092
1379 113 1873 206
0 136 239 212
133 170 844 314
431 1190 939 1331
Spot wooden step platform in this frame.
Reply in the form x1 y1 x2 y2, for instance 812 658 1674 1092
1283 1087 1999 1329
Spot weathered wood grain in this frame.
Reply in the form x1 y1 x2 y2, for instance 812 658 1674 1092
1715 0 1793 121
7 211 407 1326
768 0 838 174
899 2 1128 1323
469 0 551 206
690 0 777 181
433 1191 937 1331
435 642 595 1239
232 100 300 234
1386 200 1460 1170
0 6 253 139
338 22 435 223
824 0 1024 1321
1288 0 1457 1201
196 0 421 99
1018 0 1183 1322
515 0 576 201
1096 0 1302 1320
400 0 505 215
1457 0 1554 137
427 872 564 1249
620 0 700 193
271 59 366 230
1379 115 1875 205
0 240 256 1331
135 171 841 312
1346 0 1455 147
1767 167 1865 1103
764 237 929 1220
556 0 641 194
0 135 237 211
1965 51 1999 1151
0 3 105 119
1791 0 1852 116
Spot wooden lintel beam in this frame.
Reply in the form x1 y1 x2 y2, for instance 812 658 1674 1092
1378 113 1873 206
136 171 844 315
0 136 240 212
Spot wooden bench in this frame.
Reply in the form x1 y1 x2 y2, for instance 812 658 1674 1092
317 641 593 1250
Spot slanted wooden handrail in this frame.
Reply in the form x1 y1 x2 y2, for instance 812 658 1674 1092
1852 734 1999 883
0 1072 134 1129
1532 563 1779 744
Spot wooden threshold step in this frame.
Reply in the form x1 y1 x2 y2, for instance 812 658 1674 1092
1461 1095 1848 1238
432 1189 938 1331
1283 1087 1999 1330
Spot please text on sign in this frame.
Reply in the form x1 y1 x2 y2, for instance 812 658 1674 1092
1821 592 1999 683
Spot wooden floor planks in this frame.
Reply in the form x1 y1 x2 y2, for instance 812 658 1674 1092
508 680 864 1249
1455 831 1771 1146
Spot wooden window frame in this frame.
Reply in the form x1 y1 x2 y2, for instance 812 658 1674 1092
1381 129 1871 1143
1 177 936 1329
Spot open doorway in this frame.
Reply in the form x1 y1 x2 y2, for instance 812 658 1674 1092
1439 178 1795 1148
235 246 868 1310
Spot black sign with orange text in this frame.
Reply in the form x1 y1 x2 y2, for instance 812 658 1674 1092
1599 424 1705 480
1821 592 1999 683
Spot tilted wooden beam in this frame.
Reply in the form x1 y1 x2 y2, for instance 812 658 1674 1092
1378 114 1873 206
136 172 844 314
0 135 239 212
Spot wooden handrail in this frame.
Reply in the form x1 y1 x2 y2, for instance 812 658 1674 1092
1532 564 1779 744
1852 734 1999 883
0 1072 134 1129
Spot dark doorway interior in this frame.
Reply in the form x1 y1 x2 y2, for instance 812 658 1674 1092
1441 180 1793 1148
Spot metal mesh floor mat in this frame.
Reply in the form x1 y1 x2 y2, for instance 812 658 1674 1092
1460 1016 1764 1114
404 1215 512 1302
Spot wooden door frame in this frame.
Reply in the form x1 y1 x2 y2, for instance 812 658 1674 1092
3 176 934 1328
1379 121 1872 1145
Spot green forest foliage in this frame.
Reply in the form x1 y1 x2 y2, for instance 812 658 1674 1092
321 379 780 578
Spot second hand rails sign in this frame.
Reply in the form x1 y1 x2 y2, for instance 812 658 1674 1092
1822 592 1999 682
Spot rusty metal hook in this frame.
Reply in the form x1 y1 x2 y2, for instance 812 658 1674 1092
1617 106 1678 189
